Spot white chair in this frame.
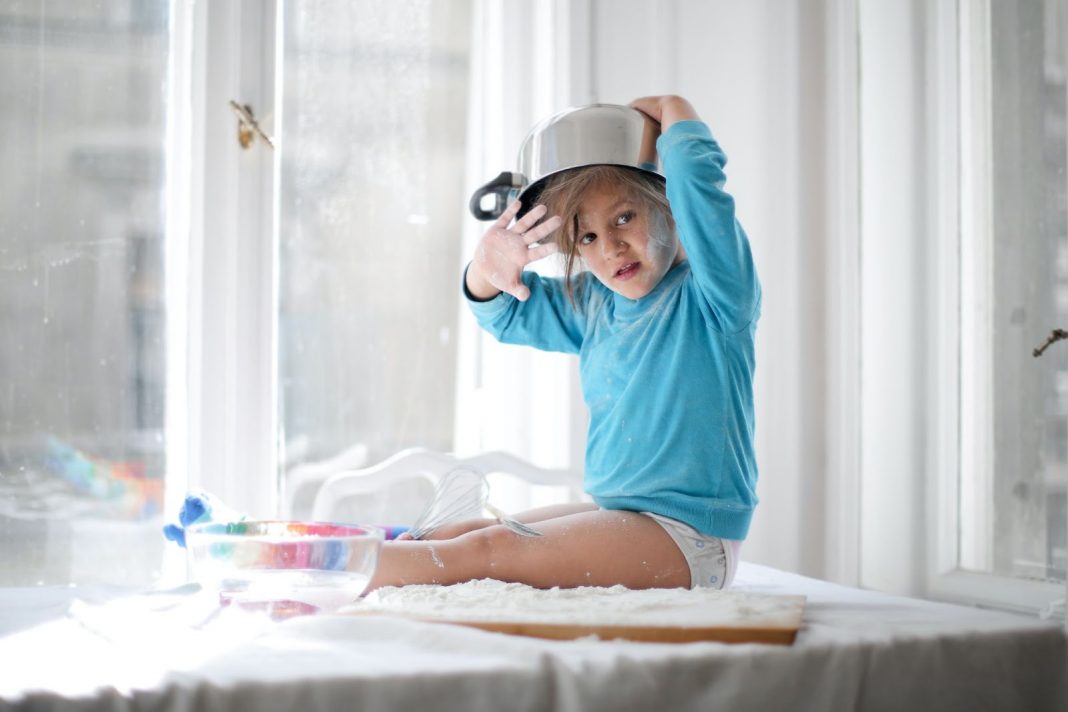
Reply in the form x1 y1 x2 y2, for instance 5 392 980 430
283 442 369 519
310 447 584 527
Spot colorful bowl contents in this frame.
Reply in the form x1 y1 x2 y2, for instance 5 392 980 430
186 520 384 614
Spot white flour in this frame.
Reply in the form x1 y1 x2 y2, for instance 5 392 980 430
349 579 802 628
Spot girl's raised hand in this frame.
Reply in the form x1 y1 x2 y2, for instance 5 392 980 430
629 95 700 131
467 201 562 302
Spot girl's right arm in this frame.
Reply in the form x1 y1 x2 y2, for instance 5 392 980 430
465 200 560 301
464 200 586 354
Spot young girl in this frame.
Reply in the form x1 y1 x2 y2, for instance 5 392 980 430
368 94 760 592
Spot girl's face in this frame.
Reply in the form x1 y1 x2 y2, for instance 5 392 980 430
574 183 682 300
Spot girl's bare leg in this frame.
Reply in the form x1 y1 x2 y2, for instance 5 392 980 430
367 508 689 591
511 502 599 523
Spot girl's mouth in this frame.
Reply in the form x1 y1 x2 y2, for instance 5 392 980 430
615 262 640 280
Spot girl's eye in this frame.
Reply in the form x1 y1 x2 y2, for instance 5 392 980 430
616 211 635 226
579 232 597 246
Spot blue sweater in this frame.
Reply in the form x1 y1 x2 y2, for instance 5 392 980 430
466 120 760 539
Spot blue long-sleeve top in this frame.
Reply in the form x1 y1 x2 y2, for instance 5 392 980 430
465 120 761 540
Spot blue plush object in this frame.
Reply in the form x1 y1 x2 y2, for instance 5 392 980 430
162 491 245 548
161 522 187 547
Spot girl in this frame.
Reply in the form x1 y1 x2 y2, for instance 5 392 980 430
368 95 760 592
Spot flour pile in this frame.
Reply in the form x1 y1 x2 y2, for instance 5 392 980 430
348 579 802 628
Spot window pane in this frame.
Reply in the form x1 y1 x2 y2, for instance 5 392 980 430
961 0 1068 582
0 2 170 585
279 0 471 516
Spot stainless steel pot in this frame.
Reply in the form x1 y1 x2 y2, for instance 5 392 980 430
469 104 663 221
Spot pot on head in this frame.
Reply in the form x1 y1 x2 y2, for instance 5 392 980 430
469 104 663 222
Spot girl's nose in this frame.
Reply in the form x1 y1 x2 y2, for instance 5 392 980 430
602 233 626 257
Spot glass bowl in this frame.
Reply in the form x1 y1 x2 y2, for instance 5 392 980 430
186 520 384 614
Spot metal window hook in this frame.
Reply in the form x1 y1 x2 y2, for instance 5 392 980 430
228 100 274 150
1033 328 1068 358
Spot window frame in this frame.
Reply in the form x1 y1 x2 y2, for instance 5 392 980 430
824 0 862 589
852 0 1065 616
165 0 281 553
923 0 1066 616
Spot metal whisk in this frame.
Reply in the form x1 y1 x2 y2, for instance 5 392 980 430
406 467 487 540
407 467 542 539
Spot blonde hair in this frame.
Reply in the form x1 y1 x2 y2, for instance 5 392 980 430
535 166 674 306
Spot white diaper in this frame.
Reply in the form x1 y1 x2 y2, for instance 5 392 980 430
642 512 741 590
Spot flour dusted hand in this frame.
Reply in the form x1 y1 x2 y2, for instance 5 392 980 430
466 201 561 302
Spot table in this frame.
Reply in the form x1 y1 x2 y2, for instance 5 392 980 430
2 563 1064 711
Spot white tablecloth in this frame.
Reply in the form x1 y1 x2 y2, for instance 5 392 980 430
2 563 1065 711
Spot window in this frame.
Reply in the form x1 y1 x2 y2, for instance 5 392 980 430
0 1 171 585
278 0 472 517
926 0 1068 613
857 0 1066 612
959 0 1067 586
0 0 475 585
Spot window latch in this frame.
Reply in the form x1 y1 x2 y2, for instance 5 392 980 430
1033 328 1068 358
228 100 274 150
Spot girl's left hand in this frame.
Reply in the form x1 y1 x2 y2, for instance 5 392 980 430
629 95 700 130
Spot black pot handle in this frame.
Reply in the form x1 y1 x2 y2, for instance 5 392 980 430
469 171 525 221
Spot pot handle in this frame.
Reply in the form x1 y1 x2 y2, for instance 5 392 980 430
469 171 525 221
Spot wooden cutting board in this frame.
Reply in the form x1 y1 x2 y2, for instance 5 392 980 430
347 581 805 645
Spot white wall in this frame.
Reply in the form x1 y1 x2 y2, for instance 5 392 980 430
580 0 835 578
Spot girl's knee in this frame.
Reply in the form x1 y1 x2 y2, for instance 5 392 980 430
461 523 535 570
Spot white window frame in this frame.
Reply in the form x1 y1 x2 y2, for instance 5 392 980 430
165 0 280 580
824 0 862 588
857 0 930 598
923 0 1065 616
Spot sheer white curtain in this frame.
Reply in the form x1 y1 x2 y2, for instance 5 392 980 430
453 0 590 488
